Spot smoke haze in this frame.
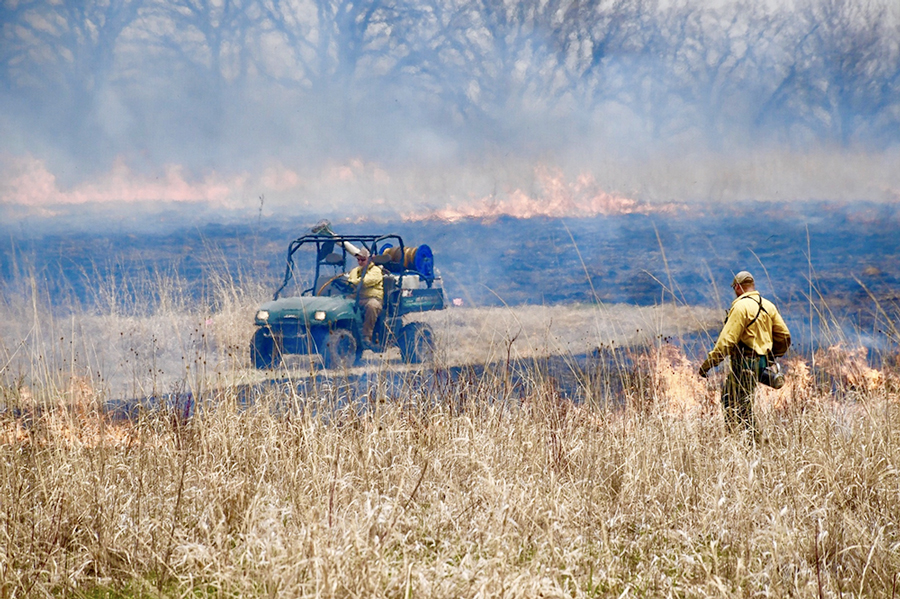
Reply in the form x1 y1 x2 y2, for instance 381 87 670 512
1 0 899 225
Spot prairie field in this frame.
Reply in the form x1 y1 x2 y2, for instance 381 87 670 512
1 272 899 598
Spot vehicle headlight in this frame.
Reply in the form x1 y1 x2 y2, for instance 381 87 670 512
256 310 269 321
314 310 327 321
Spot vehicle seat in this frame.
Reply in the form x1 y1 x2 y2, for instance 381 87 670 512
374 249 404 273
382 274 398 311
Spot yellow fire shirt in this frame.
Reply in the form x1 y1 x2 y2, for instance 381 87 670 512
347 264 384 301
701 291 791 372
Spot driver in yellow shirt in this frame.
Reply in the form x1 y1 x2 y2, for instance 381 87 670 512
347 248 384 349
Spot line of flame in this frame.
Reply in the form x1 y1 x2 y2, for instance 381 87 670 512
407 166 684 222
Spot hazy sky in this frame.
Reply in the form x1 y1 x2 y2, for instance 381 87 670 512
1 0 899 224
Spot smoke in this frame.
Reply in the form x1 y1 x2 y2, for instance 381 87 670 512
1 0 899 224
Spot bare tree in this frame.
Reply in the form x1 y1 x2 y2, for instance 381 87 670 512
756 0 899 146
2 0 898 167
249 0 407 91
134 0 257 86
2 1 142 89
1 0 144 125
657 1 769 148
363 0 556 128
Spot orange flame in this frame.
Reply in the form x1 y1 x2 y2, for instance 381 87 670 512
646 350 824 417
756 356 814 412
637 345 712 416
407 166 683 221
815 343 883 391
1 415 139 448
2 377 139 448
1 154 239 206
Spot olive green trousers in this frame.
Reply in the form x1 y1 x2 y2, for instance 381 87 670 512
722 355 764 435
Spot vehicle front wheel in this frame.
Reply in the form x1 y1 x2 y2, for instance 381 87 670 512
398 322 435 364
251 328 281 369
324 328 358 369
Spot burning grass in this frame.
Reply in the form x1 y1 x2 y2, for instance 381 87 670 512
2 281 900 596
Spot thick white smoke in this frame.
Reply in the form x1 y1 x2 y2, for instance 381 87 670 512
0 0 898 225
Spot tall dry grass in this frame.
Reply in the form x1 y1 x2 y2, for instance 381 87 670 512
1 263 899 597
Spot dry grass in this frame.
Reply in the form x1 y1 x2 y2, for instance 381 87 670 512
1 276 900 597
413 303 721 366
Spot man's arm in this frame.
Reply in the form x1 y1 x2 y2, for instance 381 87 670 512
362 264 383 288
699 308 747 375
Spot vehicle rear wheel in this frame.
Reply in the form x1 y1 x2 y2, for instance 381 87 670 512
398 322 435 364
251 328 281 369
324 328 357 369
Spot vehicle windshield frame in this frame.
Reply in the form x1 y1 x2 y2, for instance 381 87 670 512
273 233 405 300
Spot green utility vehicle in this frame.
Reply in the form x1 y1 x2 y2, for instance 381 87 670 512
251 224 445 369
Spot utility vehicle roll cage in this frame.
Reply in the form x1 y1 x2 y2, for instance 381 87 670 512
272 233 406 300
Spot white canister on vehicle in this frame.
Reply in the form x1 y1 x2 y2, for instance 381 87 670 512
401 275 421 289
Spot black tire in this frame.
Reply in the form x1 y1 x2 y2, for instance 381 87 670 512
324 328 357 369
251 328 281 369
398 322 435 364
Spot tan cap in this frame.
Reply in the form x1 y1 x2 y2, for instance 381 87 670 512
356 248 370 258
731 271 754 287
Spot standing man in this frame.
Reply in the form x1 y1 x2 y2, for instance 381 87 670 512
347 248 384 350
699 271 791 435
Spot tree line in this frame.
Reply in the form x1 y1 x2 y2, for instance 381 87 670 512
2 0 898 160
